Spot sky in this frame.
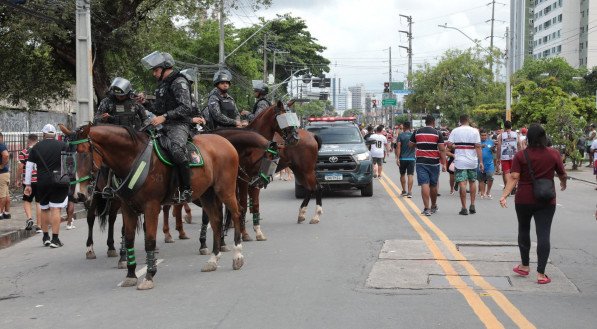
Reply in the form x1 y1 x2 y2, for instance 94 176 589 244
229 0 510 93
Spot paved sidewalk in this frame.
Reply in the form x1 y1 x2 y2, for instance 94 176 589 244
565 164 596 186
0 197 86 250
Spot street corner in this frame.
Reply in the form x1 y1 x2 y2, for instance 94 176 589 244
0 228 36 250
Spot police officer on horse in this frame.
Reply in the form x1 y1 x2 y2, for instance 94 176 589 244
96 77 148 129
138 51 194 202
206 69 241 129
241 81 271 122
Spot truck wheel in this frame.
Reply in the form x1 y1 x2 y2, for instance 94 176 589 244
361 182 373 197
295 182 307 199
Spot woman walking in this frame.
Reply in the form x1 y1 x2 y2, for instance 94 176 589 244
499 124 567 284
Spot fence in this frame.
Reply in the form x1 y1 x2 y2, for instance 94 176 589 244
1 132 64 190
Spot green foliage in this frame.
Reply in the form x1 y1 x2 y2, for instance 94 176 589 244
294 100 326 119
512 57 587 95
471 104 505 130
342 109 362 117
394 114 410 125
544 102 586 169
404 49 504 126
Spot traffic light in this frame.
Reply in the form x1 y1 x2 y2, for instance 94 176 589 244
383 82 390 93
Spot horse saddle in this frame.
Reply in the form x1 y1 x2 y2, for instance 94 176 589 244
153 135 204 167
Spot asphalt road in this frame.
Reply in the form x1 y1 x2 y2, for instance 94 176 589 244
1 154 596 329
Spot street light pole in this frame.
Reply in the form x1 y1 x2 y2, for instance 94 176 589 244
438 23 479 45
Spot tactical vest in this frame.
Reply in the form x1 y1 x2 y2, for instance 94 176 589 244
216 93 237 121
153 72 190 123
112 99 138 127
252 98 271 114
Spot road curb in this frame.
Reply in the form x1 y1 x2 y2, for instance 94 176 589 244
0 209 87 251
568 175 596 185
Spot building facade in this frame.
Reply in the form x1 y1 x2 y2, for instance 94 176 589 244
348 84 364 110
510 0 535 72
336 90 352 112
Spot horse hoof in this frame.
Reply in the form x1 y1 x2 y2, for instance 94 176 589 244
199 248 210 255
242 233 253 241
184 214 193 224
86 251 97 259
164 236 174 243
220 245 231 252
136 278 154 290
256 233 267 241
297 217 305 224
121 277 137 287
179 233 190 240
118 261 127 269
107 250 118 257
201 262 218 272
309 218 320 224
232 255 244 270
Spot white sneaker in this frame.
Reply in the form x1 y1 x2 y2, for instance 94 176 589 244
66 223 76 230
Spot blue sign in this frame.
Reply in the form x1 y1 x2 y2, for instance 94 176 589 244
393 89 413 95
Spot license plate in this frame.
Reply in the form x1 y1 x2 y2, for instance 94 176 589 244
324 173 343 181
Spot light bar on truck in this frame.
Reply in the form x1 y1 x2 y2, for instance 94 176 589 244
308 117 356 122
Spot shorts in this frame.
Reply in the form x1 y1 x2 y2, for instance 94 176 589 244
455 168 477 183
372 157 383 166
416 164 440 187
399 160 415 175
22 184 38 202
477 169 494 182
36 183 69 210
0 172 10 198
501 160 513 173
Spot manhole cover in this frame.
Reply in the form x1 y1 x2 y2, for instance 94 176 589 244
428 274 512 289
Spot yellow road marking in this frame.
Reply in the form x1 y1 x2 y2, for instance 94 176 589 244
382 173 536 329
378 178 504 329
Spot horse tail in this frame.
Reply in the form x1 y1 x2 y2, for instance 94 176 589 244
96 196 109 231
314 134 323 150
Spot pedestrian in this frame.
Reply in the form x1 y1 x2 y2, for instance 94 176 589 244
587 124 596 168
478 129 496 199
499 123 567 284
409 115 447 216
447 114 483 215
591 137 597 189
24 124 69 248
369 125 388 178
17 134 42 231
395 121 415 197
0 132 10 219
138 51 195 202
519 127 528 150
497 121 519 195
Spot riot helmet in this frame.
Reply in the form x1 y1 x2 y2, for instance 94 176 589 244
109 77 132 96
213 69 232 86
252 80 269 95
180 69 196 85
141 51 175 70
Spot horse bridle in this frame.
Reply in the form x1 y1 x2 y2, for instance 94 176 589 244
274 106 300 146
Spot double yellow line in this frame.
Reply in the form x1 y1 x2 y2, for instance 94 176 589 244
379 173 535 329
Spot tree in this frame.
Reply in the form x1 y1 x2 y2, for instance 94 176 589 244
343 109 362 117
294 100 325 119
472 103 505 130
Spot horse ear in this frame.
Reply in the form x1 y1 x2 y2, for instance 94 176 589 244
58 123 72 135
287 99 296 108
276 100 284 109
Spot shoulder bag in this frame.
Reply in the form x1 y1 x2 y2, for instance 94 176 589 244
37 147 71 187
523 149 555 203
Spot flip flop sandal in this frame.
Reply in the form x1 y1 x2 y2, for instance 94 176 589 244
513 265 529 276
538 275 551 284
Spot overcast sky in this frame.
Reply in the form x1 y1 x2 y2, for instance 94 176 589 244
230 0 510 93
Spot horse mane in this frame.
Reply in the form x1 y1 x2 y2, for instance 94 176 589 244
122 126 142 145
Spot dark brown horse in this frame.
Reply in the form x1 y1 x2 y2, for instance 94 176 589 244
247 101 323 224
68 123 243 290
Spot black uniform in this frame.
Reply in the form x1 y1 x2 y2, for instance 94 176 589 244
247 97 271 122
95 94 148 129
207 87 240 128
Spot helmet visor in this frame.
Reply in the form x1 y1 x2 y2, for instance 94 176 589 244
110 77 131 95
141 51 165 70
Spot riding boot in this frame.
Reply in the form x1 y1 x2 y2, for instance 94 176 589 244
177 163 193 202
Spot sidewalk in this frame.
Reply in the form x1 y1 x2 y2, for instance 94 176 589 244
0 198 86 250
564 163 596 185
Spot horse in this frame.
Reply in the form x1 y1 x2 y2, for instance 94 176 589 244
161 203 191 243
247 101 323 224
67 123 243 290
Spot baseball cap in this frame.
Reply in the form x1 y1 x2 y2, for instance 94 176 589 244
42 124 56 134
521 127 528 134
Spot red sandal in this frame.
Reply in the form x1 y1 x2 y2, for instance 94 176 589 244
538 275 551 284
513 265 529 276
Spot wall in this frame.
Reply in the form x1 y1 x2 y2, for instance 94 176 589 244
0 109 75 132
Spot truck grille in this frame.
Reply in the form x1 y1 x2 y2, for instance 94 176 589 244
316 155 357 171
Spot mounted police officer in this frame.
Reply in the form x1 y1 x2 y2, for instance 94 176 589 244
138 51 194 202
206 69 241 129
95 77 148 129
241 81 271 122
179 68 205 131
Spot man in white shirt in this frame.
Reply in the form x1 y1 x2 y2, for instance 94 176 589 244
369 125 388 178
447 114 483 215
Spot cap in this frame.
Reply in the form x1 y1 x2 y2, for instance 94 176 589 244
42 124 56 134
521 127 528 134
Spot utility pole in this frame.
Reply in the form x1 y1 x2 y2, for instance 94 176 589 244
75 0 93 126
263 34 268 83
487 0 496 73
389 46 393 125
505 27 512 122
399 14 413 89
218 0 225 68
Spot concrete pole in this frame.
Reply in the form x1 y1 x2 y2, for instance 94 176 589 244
218 0 225 68
75 0 94 126
263 34 268 83
506 27 512 122
489 0 496 73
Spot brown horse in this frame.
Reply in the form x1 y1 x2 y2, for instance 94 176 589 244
68 123 243 290
247 101 323 224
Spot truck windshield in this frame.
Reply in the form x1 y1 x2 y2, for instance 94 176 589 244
307 126 363 144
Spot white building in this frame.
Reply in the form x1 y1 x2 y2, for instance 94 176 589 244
336 90 352 112
510 0 534 72
348 84 365 110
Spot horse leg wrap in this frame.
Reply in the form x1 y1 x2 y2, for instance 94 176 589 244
200 223 207 243
146 250 157 276
119 236 126 260
127 248 136 266
252 212 261 226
